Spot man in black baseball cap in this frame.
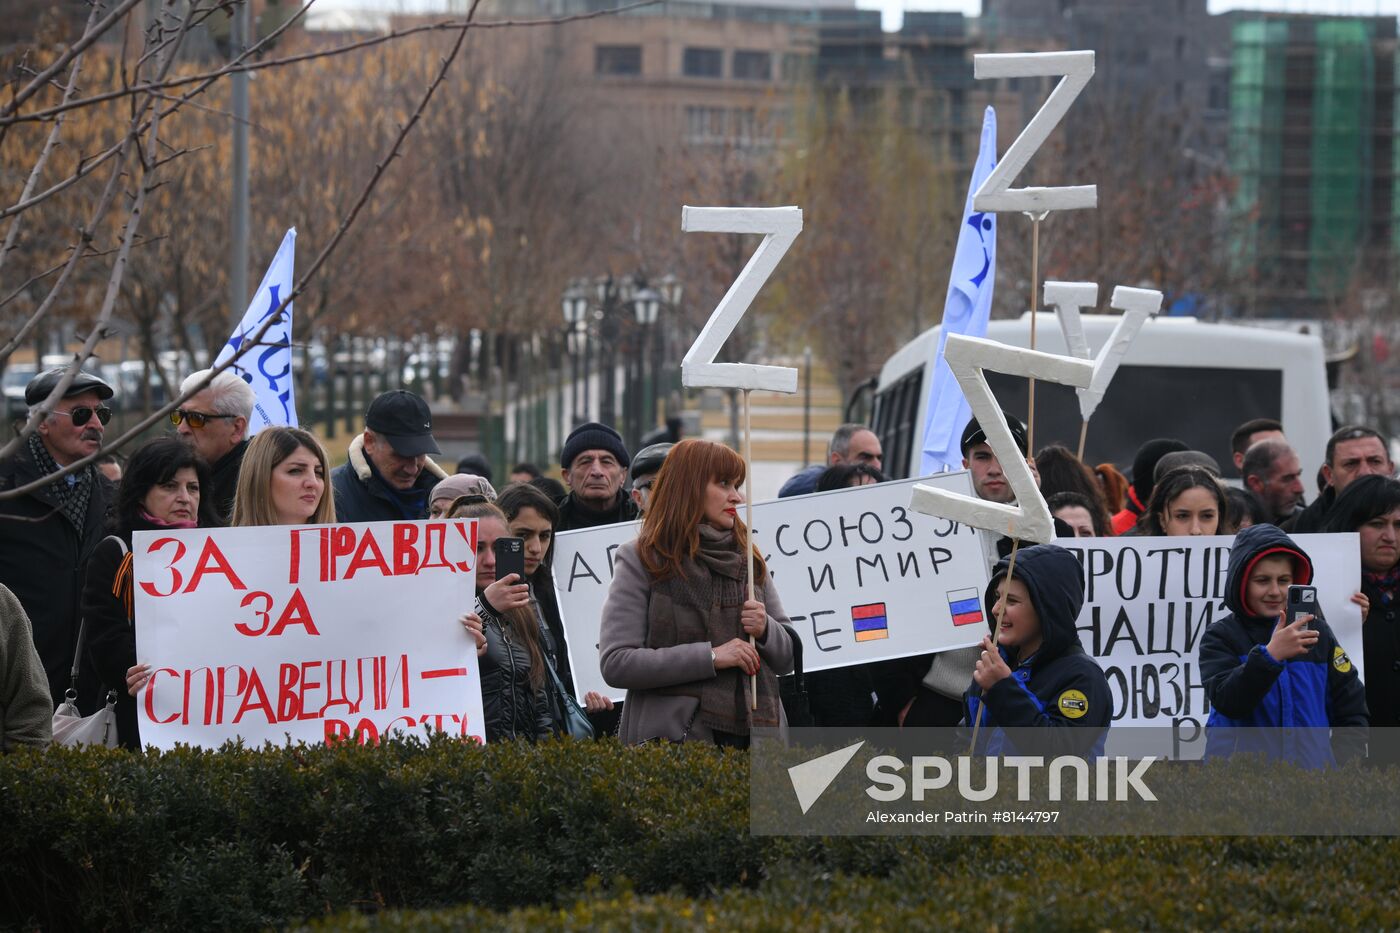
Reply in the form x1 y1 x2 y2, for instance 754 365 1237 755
1 365 117 706
330 389 447 522
959 410 1031 504
555 421 637 531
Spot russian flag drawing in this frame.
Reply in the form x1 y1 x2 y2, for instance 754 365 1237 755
948 588 984 626
851 603 889 642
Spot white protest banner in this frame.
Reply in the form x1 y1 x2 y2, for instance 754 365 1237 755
1060 533 1363 758
553 474 991 703
214 227 297 433
132 520 483 749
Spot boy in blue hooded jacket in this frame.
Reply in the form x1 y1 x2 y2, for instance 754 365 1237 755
1200 523 1368 767
964 543 1111 757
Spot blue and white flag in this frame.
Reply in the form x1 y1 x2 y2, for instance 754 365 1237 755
919 108 997 474
214 228 297 434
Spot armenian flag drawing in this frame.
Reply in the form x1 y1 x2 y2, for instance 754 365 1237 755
850 602 889 642
947 587 984 626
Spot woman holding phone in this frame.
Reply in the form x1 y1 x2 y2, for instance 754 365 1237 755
495 482 614 721
448 497 567 741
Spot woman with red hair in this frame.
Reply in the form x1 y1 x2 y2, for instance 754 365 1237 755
599 439 794 746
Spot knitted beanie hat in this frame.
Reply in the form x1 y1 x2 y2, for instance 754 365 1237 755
561 422 629 470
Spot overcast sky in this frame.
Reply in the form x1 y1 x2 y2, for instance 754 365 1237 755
310 0 1400 30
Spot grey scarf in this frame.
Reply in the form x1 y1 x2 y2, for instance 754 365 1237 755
27 432 93 531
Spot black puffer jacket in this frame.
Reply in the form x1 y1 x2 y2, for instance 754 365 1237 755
1361 574 1400 732
475 592 563 742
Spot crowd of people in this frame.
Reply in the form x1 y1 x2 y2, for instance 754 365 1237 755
0 364 1396 768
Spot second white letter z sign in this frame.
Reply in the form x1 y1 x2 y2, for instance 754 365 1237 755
910 335 1093 543
680 206 802 393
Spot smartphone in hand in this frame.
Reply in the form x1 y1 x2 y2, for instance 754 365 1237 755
1286 584 1319 630
494 536 526 584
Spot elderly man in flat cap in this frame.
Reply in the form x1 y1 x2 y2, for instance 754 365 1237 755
0 366 117 707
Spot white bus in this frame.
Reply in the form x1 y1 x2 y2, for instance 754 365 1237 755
867 313 1333 487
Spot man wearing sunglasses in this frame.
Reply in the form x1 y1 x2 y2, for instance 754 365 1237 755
173 369 254 523
0 366 117 707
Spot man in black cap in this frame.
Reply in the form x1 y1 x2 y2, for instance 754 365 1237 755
555 421 637 532
331 390 448 523
959 410 1033 505
0 366 117 706
627 442 672 516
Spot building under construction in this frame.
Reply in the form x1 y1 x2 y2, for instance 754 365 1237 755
1227 14 1398 317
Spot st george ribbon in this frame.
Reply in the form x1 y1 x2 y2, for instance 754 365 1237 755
214 227 298 433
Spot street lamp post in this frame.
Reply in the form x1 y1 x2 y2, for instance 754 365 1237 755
657 275 683 422
631 285 661 448
560 282 589 427
597 276 633 429
565 274 679 440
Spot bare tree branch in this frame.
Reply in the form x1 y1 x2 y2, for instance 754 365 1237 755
0 0 188 462
0 0 487 498
0 238 165 316
2 0 313 221
0 151 132 367
0 2 99 281
0 0 146 119
0 0 659 127
0 138 126 221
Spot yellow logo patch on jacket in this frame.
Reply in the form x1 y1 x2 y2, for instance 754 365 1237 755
1333 646 1353 674
1057 689 1089 719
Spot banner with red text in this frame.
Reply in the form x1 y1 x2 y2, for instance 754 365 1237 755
132 521 483 749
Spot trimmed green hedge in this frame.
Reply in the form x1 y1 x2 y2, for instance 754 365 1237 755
308 845 1400 932
3 737 1400 931
0 737 760 931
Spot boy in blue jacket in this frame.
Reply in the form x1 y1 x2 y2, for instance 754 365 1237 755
1200 523 1368 767
964 543 1111 758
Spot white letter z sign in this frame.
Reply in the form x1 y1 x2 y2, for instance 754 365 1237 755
972 51 1095 213
910 336 1092 543
680 206 801 393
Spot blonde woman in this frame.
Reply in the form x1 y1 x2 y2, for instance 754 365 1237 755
231 427 337 526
